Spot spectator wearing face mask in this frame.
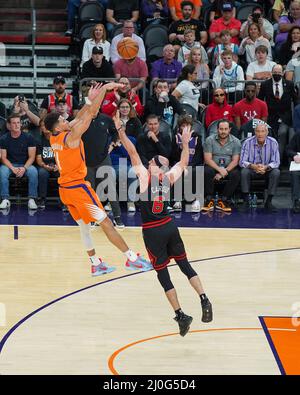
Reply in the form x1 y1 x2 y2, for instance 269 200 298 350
258 63 298 161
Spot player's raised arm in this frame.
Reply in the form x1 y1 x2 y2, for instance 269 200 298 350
166 125 191 185
67 82 124 146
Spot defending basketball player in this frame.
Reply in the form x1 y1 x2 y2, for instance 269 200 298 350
44 83 151 276
114 111 213 336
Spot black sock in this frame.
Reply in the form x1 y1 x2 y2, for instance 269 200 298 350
200 293 208 303
175 308 184 317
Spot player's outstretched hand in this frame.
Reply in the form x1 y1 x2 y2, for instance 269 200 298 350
88 82 103 101
181 125 192 146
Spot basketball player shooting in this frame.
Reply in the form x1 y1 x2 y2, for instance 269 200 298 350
114 111 213 336
44 82 152 276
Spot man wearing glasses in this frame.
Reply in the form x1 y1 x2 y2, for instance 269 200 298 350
232 81 268 130
205 88 233 129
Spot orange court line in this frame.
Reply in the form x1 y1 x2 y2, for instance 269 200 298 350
107 327 262 376
262 317 300 375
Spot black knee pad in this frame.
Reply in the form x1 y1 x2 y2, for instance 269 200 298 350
177 259 197 279
157 267 174 292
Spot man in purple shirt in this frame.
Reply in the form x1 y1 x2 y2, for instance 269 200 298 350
239 123 280 212
151 45 182 86
275 0 300 46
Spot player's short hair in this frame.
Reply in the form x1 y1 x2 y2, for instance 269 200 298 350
44 112 60 132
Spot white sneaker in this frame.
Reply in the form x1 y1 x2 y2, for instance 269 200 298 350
127 202 136 212
104 203 112 212
0 199 10 209
28 198 38 210
173 201 182 211
191 199 201 212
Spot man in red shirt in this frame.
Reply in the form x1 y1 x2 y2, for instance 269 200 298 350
205 88 233 128
208 2 241 49
113 55 148 95
232 81 268 129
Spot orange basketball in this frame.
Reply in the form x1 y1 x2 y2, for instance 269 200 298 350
117 37 139 60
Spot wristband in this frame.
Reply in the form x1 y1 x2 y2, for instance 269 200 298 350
85 97 92 105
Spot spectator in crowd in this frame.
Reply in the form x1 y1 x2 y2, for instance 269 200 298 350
81 24 111 66
177 29 206 65
275 0 300 47
137 114 172 166
0 114 38 210
54 97 74 122
278 26 300 66
239 23 273 65
213 29 239 67
246 45 276 81
187 47 210 89
272 0 291 23
285 52 300 83
209 0 236 22
293 102 300 132
101 77 144 118
116 98 143 140
110 115 137 213
150 44 182 84
287 132 300 212
11 96 40 139
39 76 79 119
205 88 233 129
81 109 125 229
170 114 204 212
36 120 59 209
232 81 268 130
258 64 298 161
240 4 274 46
113 53 148 94
0 101 6 119
144 79 182 127
208 2 241 51
213 50 244 103
172 64 203 112
81 46 114 82
110 20 145 64
106 0 140 36
168 1 207 51
169 0 201 21
239 123 280 212
140 0 169 29
66 0 107 36
201 119 241 213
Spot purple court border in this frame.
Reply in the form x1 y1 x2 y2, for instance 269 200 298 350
1 247 299 375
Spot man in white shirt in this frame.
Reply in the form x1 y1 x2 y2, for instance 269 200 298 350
246 45 276 81
110 20 146 64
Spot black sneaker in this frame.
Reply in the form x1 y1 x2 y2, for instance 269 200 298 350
113 216 125 229
174 313 193 337
38 198 46 209
201 298 213 323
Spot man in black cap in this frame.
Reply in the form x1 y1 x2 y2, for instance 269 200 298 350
39 75 79 120
81 46 114 82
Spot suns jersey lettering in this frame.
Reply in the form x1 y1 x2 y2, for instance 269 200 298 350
50 132 87 185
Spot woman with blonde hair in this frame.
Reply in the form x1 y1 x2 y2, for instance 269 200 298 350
81 24 110 66
187 47 210 89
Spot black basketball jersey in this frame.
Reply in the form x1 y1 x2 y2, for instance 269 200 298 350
140 174 171 225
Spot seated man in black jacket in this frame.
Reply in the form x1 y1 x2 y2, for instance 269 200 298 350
258 64 298 162
170 114 204 212
144 79 182 126
81 46 114 84
287 133 300 213
137 114 172 166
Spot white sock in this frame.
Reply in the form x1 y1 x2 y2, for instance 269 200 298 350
89 255 100 266
124 250 138 262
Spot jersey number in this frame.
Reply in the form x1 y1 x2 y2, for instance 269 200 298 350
152 196 165 214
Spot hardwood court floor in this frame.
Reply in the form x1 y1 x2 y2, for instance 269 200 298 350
0 225 299 375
